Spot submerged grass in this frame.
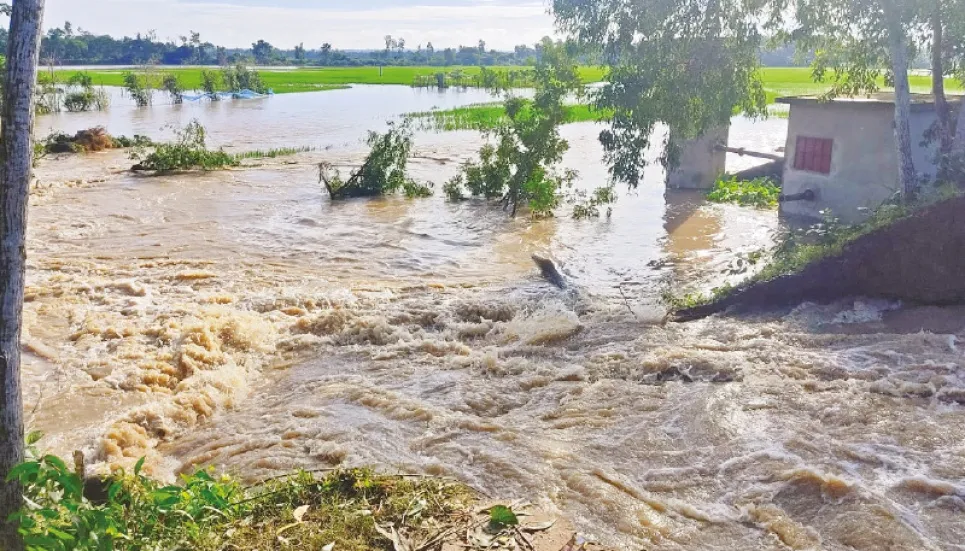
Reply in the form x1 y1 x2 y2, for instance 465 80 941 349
706 176 781 208
234 146 315 160
408 102 610 131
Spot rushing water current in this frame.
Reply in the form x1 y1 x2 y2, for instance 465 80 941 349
23 86 965 550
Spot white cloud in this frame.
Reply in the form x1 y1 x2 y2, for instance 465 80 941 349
44 0 558 50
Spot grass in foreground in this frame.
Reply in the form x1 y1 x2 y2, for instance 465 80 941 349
10 445 563 551
408 103 610 131
234 146 315 160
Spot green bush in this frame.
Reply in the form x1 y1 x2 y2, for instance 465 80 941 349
132 120 237 172
318 121 432 199
706 176 781 208
122 72 153 107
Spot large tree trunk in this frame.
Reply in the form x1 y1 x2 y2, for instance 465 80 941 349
931 1 953 157
888 21 918 200
0 2 46 551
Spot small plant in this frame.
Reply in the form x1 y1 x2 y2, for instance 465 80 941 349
488 505 519 528
572 184 617 218
221 64 266 94
35 71 63 115
123 72 153 107
131 120 237 172
706 176 781 208
161 73 184 104
318 121 432 199
201 69 222 100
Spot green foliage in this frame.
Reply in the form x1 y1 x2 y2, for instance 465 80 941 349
35 71 63 115
489 505 519 528
221 64 266 94
8 452 474 551
572 184 618 218
445 39 585 217
61 72 109 112
318 121 431 199
706 176 781 208
554 0 769 187
200 70 222 99
122 72 153 107
161 74 184 104
234 146 314 160
132 120 237 172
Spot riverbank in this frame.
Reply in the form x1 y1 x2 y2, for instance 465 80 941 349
50 66 963 99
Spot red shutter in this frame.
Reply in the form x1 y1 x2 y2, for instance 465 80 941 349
793 137 833 174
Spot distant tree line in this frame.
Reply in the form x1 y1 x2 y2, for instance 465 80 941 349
0 22 822 67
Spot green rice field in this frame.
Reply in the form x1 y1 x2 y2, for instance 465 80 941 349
50 66 961 100
407 102 610 131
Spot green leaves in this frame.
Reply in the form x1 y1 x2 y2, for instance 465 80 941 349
489 505 519 527
554 0 768 187
319 120 432 200
133 120 238 172
706 176 781 208
445 39 582 217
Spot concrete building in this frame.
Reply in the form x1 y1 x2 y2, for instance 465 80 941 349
777 93 962 222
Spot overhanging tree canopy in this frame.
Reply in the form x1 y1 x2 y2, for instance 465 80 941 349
553 0 770 187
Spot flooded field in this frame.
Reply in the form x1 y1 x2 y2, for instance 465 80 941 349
23 87 965 549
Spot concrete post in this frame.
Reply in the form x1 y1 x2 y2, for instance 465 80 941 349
666 125 729 190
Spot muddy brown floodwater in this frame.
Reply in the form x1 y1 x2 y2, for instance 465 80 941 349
22 87 965 549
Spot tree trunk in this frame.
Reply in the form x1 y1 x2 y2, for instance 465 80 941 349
0 2 46 551
931 1 952 158
888 21 918 200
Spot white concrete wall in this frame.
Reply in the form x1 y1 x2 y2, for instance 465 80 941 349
781 103 943 223
667 126 729 190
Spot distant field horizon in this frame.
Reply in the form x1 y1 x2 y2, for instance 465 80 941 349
49 66 962 102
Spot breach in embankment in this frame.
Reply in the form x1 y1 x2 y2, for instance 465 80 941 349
673 194 965 321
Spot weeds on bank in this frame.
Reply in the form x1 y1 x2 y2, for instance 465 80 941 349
8 445 475 550
131 120 237 172
706 176 781 208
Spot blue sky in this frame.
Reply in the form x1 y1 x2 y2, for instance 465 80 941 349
45 0 557 50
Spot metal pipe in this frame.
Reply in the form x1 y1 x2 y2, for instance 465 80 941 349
779 189 816 202
714 145 784 162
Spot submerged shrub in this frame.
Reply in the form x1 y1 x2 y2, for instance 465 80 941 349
38 127 148 155
123 72 154 107
162 73 184 104
706 176 781 208
443 40 588 217
318 121 432 199
132 120 237 172
201 69 222 99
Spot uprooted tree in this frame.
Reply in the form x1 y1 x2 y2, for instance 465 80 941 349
317 121 433 199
